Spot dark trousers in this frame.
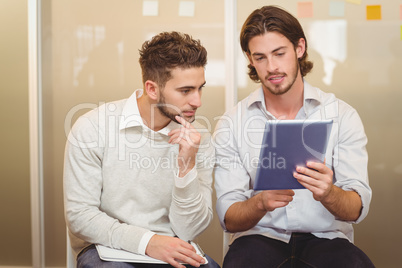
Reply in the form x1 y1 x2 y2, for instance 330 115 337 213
77 245 220 268
223 234 375 268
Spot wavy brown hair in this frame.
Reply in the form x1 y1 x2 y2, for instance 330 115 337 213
240 6 313 82
139 31 207 88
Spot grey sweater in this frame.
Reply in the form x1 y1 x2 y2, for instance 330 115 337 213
63 90 215 257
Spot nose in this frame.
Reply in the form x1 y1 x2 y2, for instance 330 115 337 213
266 58 278 73
189 90 202 108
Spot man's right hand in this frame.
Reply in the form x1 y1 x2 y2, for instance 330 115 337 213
145 235 205 268
257 190 295 212
225 189 294 232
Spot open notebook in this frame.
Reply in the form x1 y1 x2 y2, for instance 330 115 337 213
96 241 208 264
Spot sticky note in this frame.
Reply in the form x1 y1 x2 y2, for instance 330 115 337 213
329 1 345 17
346 0 362 5
400 5 402 20
297 2 313 18
400 26 402 40
179 1 195 17
143 0 158 16
367 5 381 20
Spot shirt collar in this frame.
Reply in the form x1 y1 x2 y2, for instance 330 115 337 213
119 89 181 136
246 80 322 117
301 80 322 116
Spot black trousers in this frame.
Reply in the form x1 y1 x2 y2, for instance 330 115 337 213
223 234 375 268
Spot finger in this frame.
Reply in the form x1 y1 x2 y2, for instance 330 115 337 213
168 258 186 268
177 251 204 267
168 132 184 144
272 189 295 196
170 250 203 267
295 166 319 179
169 128 188 143
169 130 200 148
306 161 323 170
179 242 204 262
297 179 319 193
276 201 293 208
175 115 190 128
183 241 197 252
293 171 319 187
168 128 186 138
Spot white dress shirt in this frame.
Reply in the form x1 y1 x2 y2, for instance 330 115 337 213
213 81 372 245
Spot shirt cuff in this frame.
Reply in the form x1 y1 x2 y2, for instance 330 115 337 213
138 231 156 255
174 166 197 188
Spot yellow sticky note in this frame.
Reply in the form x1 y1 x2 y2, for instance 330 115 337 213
400 26 402 41
367 5 381 20
297 2 313 18
346 0 362 5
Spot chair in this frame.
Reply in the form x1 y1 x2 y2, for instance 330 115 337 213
67 230 77 268
223 232 232 259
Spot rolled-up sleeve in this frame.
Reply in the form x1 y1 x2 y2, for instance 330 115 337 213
333 105 372 223
213 115 255 230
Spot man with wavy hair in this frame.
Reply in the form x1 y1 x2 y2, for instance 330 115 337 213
214 6 374 267
64 31 219 268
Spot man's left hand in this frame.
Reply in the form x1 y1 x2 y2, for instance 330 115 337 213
293 161 334 202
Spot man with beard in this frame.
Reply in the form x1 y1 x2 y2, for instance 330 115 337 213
213 6 374 267
64 31 219 268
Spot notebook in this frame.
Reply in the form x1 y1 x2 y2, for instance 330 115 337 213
96 241 208 264
253 120 333 190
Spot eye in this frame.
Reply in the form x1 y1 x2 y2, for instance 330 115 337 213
182 90 190 94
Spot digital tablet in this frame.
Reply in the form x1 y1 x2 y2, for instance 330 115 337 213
253 120 333 190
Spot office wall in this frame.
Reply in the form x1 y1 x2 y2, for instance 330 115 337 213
0 0 31 266
1 0 401 267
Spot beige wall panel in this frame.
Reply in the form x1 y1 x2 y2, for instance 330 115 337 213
0 0 31 266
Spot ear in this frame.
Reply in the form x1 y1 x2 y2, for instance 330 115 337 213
246 52 254 67
296 38 306 59
144 80 159 101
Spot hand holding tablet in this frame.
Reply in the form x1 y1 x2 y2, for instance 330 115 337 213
253 120 333 191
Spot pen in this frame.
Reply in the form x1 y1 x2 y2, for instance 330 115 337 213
188 240 205 257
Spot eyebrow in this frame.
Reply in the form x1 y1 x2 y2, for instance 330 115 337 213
251 46 287 56
176 81 206 90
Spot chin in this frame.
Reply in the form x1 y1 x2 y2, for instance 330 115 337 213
184 116 196 123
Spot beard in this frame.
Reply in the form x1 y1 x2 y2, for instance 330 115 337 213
261 58 300 96
157 92 195 124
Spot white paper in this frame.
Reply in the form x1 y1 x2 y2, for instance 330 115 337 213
179 1 195 17
96 242 208 264
143 0 158 16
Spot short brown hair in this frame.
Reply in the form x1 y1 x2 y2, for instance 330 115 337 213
240 5 313 82
139 31 207 88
